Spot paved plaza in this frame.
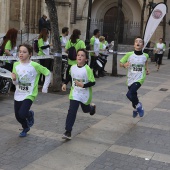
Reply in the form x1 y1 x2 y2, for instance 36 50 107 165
1 55 170 170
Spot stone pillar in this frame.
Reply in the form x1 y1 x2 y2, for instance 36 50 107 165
9 0 20 29
0 0 10 34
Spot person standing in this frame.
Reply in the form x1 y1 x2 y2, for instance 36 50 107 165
11 44 51 137
90 29 100 78
38 15 48 33
62 49 96 140
1 28 18 71
120 37 149 118
65 29 86 79
99 36 108 75
60 27 69 53
38 28 52 84
154 38 166 71
60 27 69 81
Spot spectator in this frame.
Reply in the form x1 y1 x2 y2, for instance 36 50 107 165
39 15 48 33
60 27 69 81
154 38 166 71
99 36 108 75
38 28 52 84
1 28 18 71
65 29 86 79
90 29 100 78
60 27 69 53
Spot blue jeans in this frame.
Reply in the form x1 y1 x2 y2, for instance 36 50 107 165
14 99 33 129
126 82 141 109
65 100 91 132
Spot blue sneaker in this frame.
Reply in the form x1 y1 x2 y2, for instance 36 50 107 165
27 110 34 127
133 110 138 118
136 102 144 117
19 127 30 137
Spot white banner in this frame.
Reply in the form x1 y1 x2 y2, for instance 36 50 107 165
143 3 167 50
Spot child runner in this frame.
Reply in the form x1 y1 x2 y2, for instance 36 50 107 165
120 37 149 118
11 44 51 137
62 49 96 140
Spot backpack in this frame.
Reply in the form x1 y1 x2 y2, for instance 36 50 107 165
0 46 4 56
33 39 39 53
67 40 80 60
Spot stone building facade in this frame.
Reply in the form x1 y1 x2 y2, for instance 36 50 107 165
0 0 169 46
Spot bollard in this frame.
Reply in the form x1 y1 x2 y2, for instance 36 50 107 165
168 43 170 59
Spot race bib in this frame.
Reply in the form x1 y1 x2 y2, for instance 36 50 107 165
18 82 31 92
131 64 143 73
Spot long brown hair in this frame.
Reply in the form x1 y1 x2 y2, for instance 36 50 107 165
38 28 49 42
70 29 81 43
2 28 18 49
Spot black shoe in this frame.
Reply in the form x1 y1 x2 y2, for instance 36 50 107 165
90 103 96 116
62 131 71 140
98 73 104 77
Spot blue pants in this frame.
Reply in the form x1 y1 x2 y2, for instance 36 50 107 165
126 82 141 109
14 99 33 129
65 100 91 132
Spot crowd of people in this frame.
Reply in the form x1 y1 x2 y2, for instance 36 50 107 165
0 14 167 140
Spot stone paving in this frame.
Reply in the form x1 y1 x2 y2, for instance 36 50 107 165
1 55 170 170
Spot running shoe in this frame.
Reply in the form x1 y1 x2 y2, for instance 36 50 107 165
136 102 144 117
90 103 96 115
19 127 30 137
62 131 71 140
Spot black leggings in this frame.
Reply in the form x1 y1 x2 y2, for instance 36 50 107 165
14 99 33 129
155 54 163 65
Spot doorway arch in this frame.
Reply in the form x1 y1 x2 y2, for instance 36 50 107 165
103 7 124 43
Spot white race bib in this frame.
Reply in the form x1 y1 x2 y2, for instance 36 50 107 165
131 64 143 73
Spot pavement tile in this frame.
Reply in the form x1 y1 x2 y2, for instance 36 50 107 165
22 164 55 170
85 151 170 170
30 149 96 170
129 148 154 159
77 127 121 145
58 137 110 157
108 145 132 154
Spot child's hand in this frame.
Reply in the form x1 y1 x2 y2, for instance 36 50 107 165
62 84 66 91
124 62 130 68
75 80 84 88
11 73 16 81
42 87 48 93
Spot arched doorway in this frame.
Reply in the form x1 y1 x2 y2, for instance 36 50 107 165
103 7 124 43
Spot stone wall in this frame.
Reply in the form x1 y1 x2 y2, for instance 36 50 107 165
0 0 168 46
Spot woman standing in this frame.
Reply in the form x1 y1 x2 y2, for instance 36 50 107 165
65 29 86 79
154 38 166 71
1 28 18 71
38 28 52 84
